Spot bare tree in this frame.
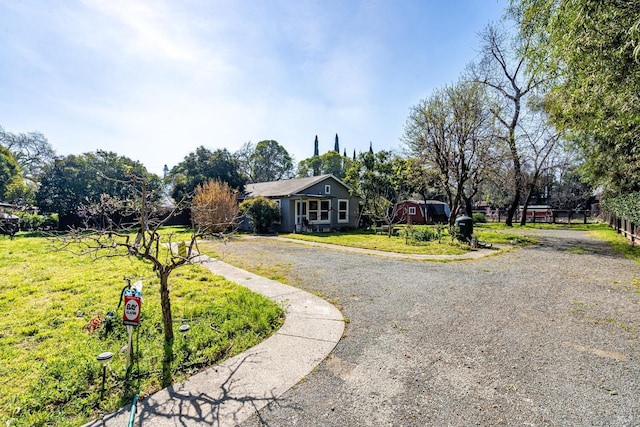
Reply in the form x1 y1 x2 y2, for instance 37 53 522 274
404 81 497 225
470 22 546 226
55 174 237 384
517 104 564 224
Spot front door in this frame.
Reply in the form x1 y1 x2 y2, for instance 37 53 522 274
295 200 308 228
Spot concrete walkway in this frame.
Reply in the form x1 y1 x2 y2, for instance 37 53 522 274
86 254 344 427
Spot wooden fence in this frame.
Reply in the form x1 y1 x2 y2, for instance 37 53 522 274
478 208 591 224
601 211 639 246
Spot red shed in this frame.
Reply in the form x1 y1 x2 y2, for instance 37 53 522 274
395 200 450 224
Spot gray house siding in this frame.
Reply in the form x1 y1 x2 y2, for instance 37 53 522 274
241 175 360 233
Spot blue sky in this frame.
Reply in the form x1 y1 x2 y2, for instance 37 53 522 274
0 0 507 176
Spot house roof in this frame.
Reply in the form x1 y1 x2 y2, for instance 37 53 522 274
243 174 348 198
402 199 448 205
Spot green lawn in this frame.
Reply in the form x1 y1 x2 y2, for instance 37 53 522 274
586 224 640 266
0 233 283 427
278 225 536 255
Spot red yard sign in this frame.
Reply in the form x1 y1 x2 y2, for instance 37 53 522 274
123 294 141 326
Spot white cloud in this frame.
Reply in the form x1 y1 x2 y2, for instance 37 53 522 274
0 0 509 176
79 0 206 62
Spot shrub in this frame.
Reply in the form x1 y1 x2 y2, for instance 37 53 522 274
413 227 435 242
472 212 487 223
13 211 59 231
239 196 280 234
191 180 239 234
402 226 435 242
602 192 640 224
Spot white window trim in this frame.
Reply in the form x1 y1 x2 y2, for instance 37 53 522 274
408 206 416 215
308 199 331 224
325 184 331 194
338 199 349 223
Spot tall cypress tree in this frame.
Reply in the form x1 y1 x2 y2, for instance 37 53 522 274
334 134 339 152
314 135 319 156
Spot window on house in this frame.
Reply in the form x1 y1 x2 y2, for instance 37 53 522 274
408 206 416 215
325 184 331 194
308 200 318 221
338 199 349 223
320 200 330 221
308 199 331 223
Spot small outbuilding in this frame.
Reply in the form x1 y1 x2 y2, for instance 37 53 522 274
395 200 451 224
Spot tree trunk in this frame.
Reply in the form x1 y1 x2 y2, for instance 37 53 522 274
520 185 535 226
159 268 174 346
505 142 523 226
520 169 543 226
463 196 474 217
506 188 520 226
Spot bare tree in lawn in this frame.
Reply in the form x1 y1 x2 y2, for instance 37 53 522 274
57 173 239 385
404 81 497 225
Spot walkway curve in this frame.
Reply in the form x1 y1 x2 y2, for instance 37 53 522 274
86 254 344 427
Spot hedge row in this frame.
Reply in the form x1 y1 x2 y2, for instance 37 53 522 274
602 193 640 224
13 211 59 231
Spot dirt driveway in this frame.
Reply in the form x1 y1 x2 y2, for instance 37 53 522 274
210 229 640 426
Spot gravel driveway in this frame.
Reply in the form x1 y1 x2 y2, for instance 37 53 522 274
209 229 640 426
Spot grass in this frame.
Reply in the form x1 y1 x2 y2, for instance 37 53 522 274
0 233 283 427
278 225 538 255
279 229 471 255
477 221 640 265
587 224 640 266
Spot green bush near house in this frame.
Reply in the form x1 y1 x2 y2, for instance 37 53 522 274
239 196 280 234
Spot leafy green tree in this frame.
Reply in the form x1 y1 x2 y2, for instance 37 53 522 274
549 164 592 212
0 145 28 203
36 151 159 217
297 151 349 179
297 155 322 177
239 196 280 233
513 0 640 193
0 126 56 189
237 140 294 183
345 150 409 234
170 147 244 202
401 157 443 203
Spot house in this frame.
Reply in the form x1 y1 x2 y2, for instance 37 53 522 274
395 200 451 224
240 174 361 233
